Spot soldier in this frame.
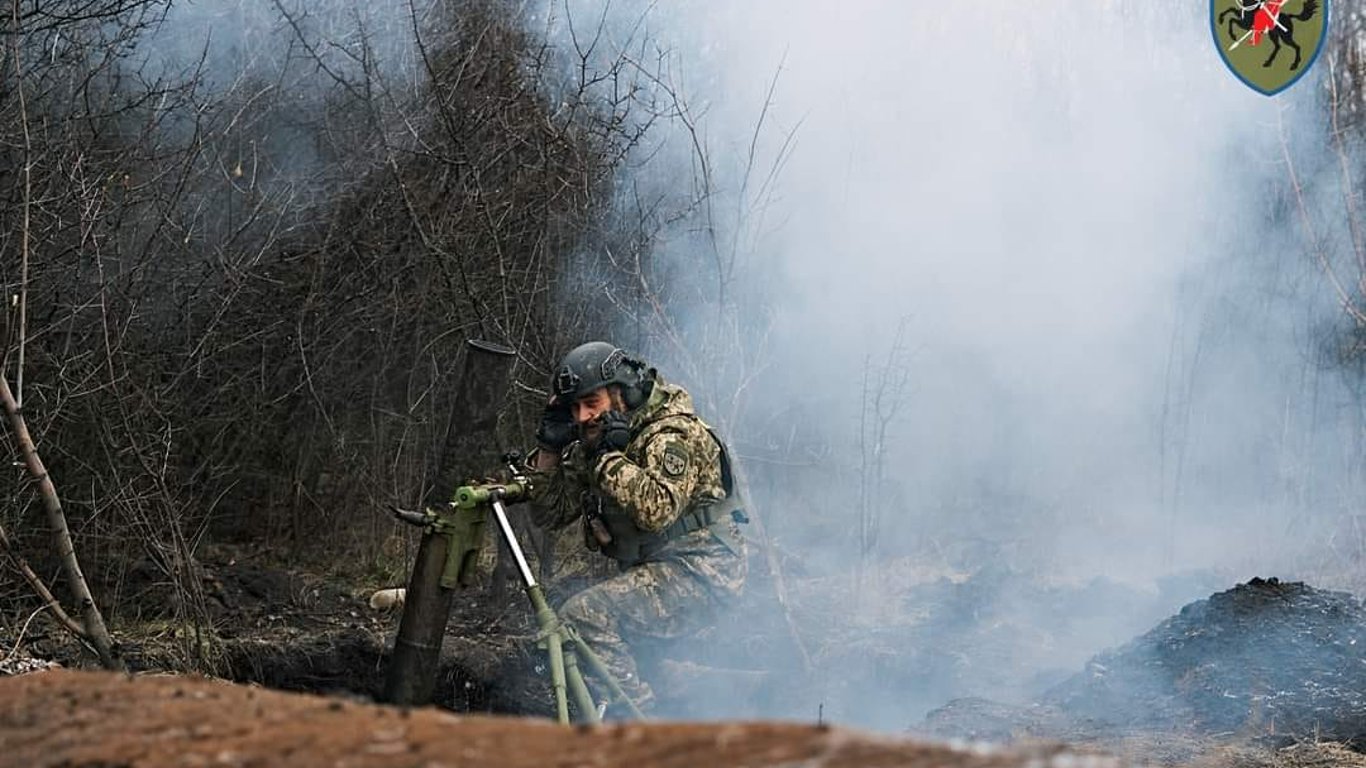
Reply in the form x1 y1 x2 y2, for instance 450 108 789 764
525 342 747 715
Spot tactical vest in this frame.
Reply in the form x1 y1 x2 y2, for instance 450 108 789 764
589 424 746 567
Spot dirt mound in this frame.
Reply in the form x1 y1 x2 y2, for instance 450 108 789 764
927 578 1366 750
0 670 1125 768
1043 577 1366 743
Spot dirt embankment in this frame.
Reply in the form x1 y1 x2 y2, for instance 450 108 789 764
0 670 1124 768
15 555 1366 768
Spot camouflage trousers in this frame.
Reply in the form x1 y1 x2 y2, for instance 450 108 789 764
560 539 745 714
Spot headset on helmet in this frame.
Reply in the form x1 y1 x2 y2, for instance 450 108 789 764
552 341 652 410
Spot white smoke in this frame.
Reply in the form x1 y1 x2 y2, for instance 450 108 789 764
608 1 1352 573
548 0 1363 727
140 0 1365 731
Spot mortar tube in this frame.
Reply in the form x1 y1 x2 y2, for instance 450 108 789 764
382 338 516 706
382 530 454 705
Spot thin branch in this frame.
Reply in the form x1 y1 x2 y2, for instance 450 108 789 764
0 523 88 642
1278 105 1366 325
12 0 31 408
1328 55 1366 295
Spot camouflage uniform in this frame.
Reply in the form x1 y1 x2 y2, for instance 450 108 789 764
526 376 746 710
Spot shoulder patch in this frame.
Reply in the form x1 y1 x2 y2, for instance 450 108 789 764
661 443 689 478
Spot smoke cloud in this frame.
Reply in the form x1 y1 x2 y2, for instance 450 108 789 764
542 0 1365 727
623 3 1357 571
142 0 1365 732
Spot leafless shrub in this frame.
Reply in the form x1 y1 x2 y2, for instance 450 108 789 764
0 0 662 669
857 318 914 578
1275 0 1366 582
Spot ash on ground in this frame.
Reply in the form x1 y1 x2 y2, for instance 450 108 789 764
785 563 1222 730
925 577 1366 749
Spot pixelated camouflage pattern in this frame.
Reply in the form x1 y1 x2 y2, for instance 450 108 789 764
526 377 742 564
593 383 725 533
560 534 746 709
526 375 747 709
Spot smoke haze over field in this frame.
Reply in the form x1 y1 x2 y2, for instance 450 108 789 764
136 0 1366 732
146 0 1357 580
533 0 1366 726
567 0 1362 580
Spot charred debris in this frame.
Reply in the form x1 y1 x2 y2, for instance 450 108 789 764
926 577 1366 750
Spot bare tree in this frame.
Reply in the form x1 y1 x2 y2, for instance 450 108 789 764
0 0 656 668
857 317 914 590
555 35 816 667
1271 1 1366 581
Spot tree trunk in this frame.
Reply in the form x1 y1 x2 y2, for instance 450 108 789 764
0 375 122 670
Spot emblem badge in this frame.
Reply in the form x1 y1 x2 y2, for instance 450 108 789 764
661 445 688 477
1212 0 1328 95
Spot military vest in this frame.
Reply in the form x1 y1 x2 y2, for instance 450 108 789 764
589 420 745 566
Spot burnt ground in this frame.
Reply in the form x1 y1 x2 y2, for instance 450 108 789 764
922 578 1366 762
776 560 1233 733
7 550 1366 767
1047 577 1366 742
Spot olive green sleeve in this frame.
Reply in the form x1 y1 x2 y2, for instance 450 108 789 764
525 444 590 530
591 429 701 533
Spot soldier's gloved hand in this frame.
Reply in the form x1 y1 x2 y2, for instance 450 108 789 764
535 398 576 450
594 410 631 455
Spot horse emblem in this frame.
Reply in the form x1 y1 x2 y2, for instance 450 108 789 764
1211 0 1328 95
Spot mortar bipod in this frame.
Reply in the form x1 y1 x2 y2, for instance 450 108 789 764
389 467 645 724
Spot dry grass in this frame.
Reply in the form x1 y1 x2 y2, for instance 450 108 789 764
1180 741 1366 768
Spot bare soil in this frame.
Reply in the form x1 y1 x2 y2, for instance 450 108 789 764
9 558 1366 768
0 670 1124 768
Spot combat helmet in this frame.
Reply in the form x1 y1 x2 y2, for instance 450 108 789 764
552 342 652 410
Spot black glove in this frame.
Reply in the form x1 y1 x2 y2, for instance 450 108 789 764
535 398 576 450
595 410 631 455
